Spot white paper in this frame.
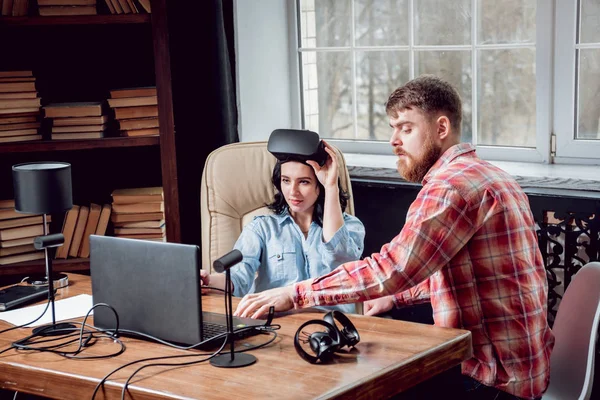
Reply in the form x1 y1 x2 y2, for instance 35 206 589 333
0 294 93 327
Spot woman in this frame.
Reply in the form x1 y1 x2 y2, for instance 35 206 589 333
200 141 365 313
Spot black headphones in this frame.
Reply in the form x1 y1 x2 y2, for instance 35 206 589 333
293 310 360 364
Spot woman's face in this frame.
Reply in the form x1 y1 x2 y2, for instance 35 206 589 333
280 161 320 216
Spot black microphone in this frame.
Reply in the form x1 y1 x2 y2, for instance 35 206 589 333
33 233 65 250
212 249 242 273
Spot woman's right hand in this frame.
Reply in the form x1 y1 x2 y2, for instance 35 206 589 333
200 269 210 294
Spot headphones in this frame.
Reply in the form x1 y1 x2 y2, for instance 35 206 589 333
293 310 360 364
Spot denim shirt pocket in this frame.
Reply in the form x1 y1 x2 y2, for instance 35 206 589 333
267 246 298 283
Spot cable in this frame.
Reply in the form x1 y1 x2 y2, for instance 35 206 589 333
0 300 51 335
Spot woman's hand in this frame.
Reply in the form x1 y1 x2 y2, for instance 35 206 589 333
306 141 339 189
200 269 210 295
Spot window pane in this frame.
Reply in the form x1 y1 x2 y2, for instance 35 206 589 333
477 0 535 45
300 0 352 48
415 50 473 143
478 49 536 147
354 0 409 47
577 49 600 140
580 0 600 44
301 51 353 139
415 0 471 45
356 51 409 141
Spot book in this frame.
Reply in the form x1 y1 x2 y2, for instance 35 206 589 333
51 124 106 133
118 117 158 130
0 134 42 143
109 0 123 14
1 0 13 16
0 108 40 115
110 211 164 223
0 208 24 221
0 92 39 100
0 71 32 78
0 244 36 257
51 132 104 140
43 102 103 118
109 86 156 98
38 5 98 16
113 105 157 120
0 98 41 109
0 223 48 241
38 0 96 5
0 215 51 230
104 0 115 13
113 219 164 228
0 236 36 248
11 0 29 16
0 81 36 93
68 205 89 258
112 187 163 204
120 127 159 137
137 0 150 13
0 122 41 131
0 115 37 124
107 96 157 108
0 77 36 83
55 205 79 259
0 129 39 138
112 202 164 214
52 115 107 126
114 226 165 235
0 252 45 266
94 204 112 236
78 203 101 258
116 233 165 239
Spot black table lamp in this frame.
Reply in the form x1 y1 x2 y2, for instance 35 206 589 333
12 162 75 335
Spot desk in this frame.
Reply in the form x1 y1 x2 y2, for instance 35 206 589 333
0 274 472 400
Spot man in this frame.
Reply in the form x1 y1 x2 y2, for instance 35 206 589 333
234 75 554 399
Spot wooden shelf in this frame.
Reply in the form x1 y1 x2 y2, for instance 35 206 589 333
0 136 160 153
0 15 150 27
0 258 89 277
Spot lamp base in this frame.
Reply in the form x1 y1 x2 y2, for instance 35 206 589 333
25 273 69 289
32 322 77 336
210 353 257 368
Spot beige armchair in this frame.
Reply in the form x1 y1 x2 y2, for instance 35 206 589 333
200 140 362 313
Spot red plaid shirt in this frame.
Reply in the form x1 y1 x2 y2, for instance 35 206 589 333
294 143 554 399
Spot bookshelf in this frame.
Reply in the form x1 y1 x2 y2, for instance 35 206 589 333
0 0 181 276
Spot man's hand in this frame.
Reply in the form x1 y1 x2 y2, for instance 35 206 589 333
364 296 395 316
234 285 295 319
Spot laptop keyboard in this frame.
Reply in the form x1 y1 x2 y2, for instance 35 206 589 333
201 321 257 347
202 322 228 339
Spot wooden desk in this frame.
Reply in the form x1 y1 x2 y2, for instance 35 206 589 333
0 274 472 400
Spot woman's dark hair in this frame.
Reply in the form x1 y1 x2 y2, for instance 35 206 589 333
267 160 349 226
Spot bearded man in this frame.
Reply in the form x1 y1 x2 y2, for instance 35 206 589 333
234 75 554 400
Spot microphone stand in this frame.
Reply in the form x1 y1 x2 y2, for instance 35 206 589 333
210 250 257 368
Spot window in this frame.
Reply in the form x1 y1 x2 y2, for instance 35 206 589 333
296 0 600 163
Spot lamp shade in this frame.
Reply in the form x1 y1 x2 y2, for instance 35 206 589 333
12 162 73 214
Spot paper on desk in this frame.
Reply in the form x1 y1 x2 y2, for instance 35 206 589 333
0 294 93 327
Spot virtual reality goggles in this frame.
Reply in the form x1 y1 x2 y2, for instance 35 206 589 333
267 129 328 166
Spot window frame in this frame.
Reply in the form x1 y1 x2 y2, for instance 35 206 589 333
293 0 556 163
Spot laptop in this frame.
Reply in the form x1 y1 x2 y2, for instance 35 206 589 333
89 235 264 346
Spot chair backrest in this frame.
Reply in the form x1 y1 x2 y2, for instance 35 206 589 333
543 261 600 400
200 141 355 274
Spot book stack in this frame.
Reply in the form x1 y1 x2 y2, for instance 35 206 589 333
0 70 42 144
1 0 30 16
55 203 111 259
111 187 166 242
38 0 97 16
43 101 108 140
103 0 150 14
0 199 48 265
107 86 159 137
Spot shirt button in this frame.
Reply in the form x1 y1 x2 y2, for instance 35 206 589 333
276 254 281 259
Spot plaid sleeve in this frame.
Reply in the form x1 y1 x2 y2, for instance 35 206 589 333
294 183 476 308
393 279 431 307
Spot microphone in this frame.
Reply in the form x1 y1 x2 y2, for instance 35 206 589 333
209 249 256 368
212 250 242 273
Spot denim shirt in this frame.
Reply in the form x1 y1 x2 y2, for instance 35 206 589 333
229 210 365 314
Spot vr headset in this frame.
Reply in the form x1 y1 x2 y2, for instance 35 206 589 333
267 129 328 166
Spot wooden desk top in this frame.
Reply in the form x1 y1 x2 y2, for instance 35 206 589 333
0 274 472 400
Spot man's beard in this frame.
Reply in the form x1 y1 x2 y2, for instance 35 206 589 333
396 135 442 183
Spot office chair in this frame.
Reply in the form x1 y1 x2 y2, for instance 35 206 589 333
200 141 361 313
543 261 600 400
